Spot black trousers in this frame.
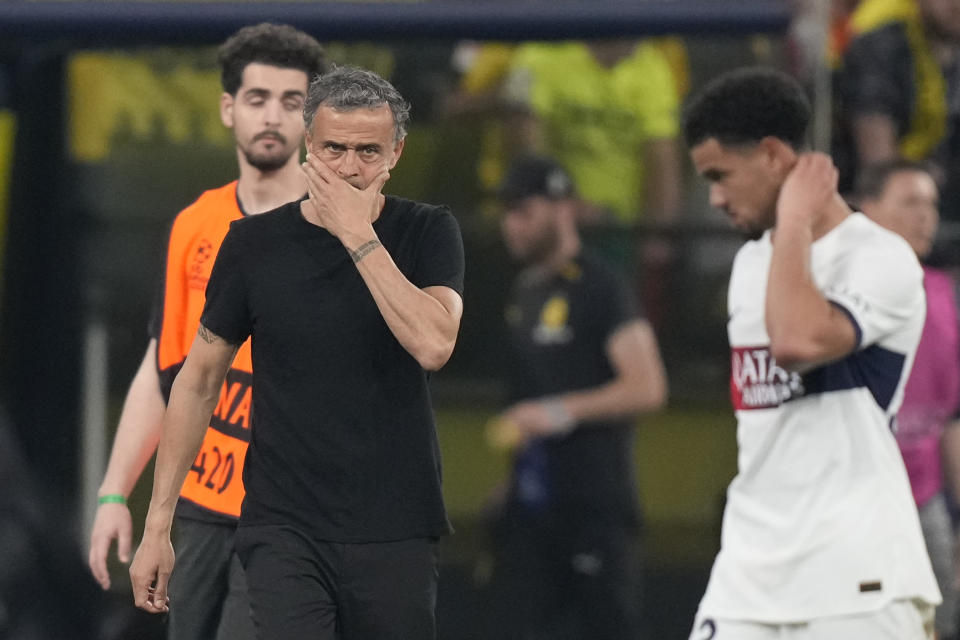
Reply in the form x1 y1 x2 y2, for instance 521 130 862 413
235 524 439 640
168 516 255 640
486 508 642 640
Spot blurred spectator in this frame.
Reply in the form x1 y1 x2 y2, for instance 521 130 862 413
834 0 960 225
858 159 960 640
501 39 683 228
0 406 117 640
447 39 687 222
445 41 524 218
788 0 861 82
484 155 667 640
501 38 686 328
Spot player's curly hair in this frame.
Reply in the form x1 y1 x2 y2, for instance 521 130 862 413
682 66 811 151
218 23 327 96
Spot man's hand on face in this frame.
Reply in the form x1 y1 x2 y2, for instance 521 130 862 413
776 152 838 230
302 153 390 246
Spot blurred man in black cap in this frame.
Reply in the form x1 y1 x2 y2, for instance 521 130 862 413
485 155 668 640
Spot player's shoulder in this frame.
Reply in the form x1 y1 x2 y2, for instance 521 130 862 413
173 181 240 225
177 180 234 220
840 212 918 265
732 230 772 267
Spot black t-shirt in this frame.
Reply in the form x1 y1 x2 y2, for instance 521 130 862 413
200 195 464 542
503 252 641 525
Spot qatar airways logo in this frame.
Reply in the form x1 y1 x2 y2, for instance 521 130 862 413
730 346 805 410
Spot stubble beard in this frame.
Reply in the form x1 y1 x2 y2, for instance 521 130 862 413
243 146 296 173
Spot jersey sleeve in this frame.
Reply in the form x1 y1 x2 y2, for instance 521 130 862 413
824 241 924 350
412 208 465 296
199 222 252 345
592 261 641 341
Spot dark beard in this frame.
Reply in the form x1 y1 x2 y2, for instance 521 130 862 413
243 148 293 173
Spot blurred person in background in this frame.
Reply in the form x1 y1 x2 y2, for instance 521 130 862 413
130 65 464 639
858 159 960 640
684 67 939 639
501 40 683 229
502 40 684 328
787 0 861 82
86 22 326 640
485 154 668 640
447 38 687 225
835 0 960 226
447 38 685 329
0 405 113 640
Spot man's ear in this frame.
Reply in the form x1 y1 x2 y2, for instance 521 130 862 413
759 136 797 176
220 92 235 129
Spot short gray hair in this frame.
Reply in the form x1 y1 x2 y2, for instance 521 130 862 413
303 65 411 141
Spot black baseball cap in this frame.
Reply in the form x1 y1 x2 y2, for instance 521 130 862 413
497 155 576 206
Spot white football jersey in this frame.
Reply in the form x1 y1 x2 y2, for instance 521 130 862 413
698 213 940 622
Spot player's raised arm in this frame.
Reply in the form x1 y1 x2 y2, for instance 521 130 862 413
766 152 858 371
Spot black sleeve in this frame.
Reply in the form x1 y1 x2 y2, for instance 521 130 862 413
592 262 640 342
840 24 912 123
199 222 252 345
412 208 465 296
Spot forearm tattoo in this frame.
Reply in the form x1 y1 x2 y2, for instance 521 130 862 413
350 239 383 264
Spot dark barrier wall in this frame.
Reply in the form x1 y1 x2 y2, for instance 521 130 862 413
0 1 790 43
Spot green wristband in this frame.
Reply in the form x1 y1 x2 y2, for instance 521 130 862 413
98 494 126 506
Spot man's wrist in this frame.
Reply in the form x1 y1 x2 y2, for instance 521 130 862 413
143 514 174 536
541 397 576 435
349 239 383 264
775 213 814 236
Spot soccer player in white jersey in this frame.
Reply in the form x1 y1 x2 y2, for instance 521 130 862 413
681 67 940 640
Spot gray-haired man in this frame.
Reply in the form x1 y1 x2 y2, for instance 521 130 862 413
130 66 465 639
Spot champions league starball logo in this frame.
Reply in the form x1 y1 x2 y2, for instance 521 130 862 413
730 346 804 410
187 238 215 290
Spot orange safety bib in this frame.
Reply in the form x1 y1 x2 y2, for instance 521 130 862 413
156 181 251 518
